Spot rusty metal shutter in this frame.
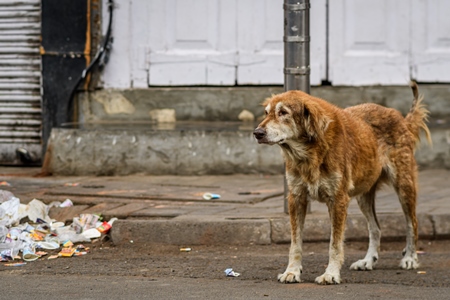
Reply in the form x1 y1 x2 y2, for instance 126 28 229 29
0 0 42 164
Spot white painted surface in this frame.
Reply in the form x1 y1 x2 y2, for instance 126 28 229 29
310 0 327 86
410 0 450 82
101 0 326 87
236 0 283 85
101 0 450 87
148 0 237 86
101 0 131 88
329 0 410 85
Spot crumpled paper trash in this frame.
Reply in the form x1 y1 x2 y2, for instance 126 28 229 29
0 190 21 227
225 268 241 277
22 199 53 224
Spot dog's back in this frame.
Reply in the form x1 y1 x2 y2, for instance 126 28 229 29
344 82 431 184
346 82 430 147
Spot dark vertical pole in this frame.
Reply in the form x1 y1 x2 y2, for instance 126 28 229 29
283 0 310 213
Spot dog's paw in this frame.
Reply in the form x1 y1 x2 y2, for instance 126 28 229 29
350 256 378 271
277 267 302 283
315 272 341 285
400 256 419 270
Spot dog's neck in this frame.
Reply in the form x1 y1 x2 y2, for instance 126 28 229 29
280 141 308 163
280 138 330 180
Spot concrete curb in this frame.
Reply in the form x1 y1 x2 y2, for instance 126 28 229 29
111 218 272 245
110 213 443 246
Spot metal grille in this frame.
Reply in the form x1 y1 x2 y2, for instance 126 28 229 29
0 0 42 164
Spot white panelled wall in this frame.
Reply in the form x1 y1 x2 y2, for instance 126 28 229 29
101 0 450 88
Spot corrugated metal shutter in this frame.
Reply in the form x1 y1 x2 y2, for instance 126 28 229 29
0 0 42 164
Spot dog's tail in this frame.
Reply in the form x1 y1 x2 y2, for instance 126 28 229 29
405 81 432 148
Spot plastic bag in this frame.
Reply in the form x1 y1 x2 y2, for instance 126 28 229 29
0 225 7 243
0 196 21 227
55 226 91 243
0 190 15 203
25 199 53 224
0 240 23 259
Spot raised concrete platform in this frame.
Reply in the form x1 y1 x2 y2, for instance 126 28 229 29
44 122 283 175
44 119 449 175
45 84 450 175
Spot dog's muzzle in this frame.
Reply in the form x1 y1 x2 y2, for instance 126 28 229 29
253 127 267 143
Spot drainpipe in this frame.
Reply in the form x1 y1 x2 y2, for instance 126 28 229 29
283 0 310 213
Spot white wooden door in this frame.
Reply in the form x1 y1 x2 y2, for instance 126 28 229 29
148 0 237 86
101 0 237 88
101 0 326 87
236 0 325 85
236 0 283 85
329 0 410 86
411 0 450 82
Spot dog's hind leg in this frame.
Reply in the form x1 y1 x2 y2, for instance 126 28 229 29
350 186 381 271
278 190 308 283
393 164 420 270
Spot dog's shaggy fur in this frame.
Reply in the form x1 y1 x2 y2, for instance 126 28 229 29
253 82 431 285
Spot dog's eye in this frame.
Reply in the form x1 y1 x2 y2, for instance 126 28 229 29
265 110 268 115
278 110 288 117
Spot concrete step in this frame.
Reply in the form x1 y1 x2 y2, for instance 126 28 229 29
44 121 283 175
45 119 449 175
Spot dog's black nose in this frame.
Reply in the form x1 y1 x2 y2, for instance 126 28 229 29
253 127 266 140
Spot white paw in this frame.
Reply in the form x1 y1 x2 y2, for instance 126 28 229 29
350 256 378 271
277 267 302 283
315 272 341 285
400 256 419 270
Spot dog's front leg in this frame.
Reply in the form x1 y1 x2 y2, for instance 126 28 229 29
315 194 349 285
278 190 308 283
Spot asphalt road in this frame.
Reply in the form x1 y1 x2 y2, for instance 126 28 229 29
2 239 450 299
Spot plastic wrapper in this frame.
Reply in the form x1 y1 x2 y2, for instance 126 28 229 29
60 199 74 207
8 227 22 240
97 222 112 234
224 268 241 277
82 228 101 239
55 226 91 243
0 225 7 243
0 240 23 260
72 214 100 234
36 237 60 250
0 190 15 202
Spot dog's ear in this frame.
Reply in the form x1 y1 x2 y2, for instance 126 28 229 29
262 97 271 107
302 103 331 140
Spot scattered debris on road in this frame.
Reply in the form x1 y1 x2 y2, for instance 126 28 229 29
0 189 117 266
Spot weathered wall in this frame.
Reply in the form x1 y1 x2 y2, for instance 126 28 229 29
80 85 450 124
45 127 285 176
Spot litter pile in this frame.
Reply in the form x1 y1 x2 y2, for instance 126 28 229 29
0 190 116 265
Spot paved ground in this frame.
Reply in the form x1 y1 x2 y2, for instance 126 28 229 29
1 167 449 245
2 240 450 299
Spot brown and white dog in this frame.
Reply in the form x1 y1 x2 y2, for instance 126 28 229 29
253 82 431 284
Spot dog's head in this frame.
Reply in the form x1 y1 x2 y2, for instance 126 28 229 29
253 91 331 145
